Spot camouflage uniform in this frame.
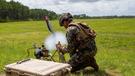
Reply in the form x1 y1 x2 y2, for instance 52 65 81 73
66 22 99 72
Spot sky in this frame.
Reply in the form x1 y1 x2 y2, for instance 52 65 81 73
6 0 135 16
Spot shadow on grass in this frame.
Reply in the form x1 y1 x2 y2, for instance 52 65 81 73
83 69 106 76
71 69 107 76
71 67 122 76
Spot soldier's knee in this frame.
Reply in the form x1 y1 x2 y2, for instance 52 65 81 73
89 57 99 71
93 63 99 71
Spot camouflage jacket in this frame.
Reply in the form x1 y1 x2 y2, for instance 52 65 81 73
66 22 97 57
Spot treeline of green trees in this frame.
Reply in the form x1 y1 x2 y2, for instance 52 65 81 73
0 0 135 22
74 14 135 19
0 0 57 22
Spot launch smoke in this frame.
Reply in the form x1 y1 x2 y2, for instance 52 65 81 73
45 32 67 51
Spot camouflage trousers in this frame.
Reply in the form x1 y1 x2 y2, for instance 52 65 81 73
68 51 99 73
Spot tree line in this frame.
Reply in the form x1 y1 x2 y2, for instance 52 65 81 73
0 0 57 22
74 14 135 19
0 0 135 22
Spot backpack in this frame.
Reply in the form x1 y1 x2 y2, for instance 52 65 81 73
69 22 96 40
68 22 97 52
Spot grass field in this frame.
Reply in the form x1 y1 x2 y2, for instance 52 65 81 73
0 18 135 76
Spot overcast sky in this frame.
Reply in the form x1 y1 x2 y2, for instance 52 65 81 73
6 0 135 16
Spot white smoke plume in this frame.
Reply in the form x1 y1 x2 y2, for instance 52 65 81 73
45 32 67 51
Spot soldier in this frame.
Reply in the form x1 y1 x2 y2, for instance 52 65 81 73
56 13 99 73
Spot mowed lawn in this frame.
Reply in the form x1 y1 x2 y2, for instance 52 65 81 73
0 18 135 76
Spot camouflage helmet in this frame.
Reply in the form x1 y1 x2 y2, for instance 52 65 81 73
59 13 73 26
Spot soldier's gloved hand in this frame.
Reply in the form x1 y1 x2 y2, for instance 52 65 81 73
59 46 66 54
56 41 65 54
56 44 63 51
56 41 62 50
56 45 62 50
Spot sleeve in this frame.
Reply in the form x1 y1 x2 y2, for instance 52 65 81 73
65 26 80 55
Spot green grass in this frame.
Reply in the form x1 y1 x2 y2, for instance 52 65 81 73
0 18 135 76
